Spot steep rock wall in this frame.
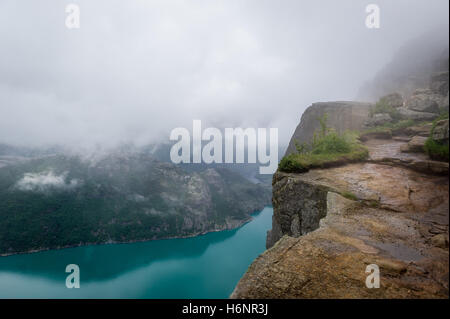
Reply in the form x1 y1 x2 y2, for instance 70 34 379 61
285 101 372 156
267 172 329 248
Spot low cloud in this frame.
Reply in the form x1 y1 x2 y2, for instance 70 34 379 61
0 0 448 149
15 171 81 192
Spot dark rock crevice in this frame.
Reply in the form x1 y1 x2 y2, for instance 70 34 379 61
267 172 330 248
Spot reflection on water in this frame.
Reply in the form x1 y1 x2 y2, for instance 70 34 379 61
0 207 272 298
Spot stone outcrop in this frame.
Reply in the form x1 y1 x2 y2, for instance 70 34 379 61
267 172 329 248
397 107 439 121
400 136 427 153
232 185 448 298
433 119 449 143
233 58 449 298
406 92 440 113
381 93 404 108
401 71 449 114
404 123 433 137
232 134 449 299
285 101 372 155
364 113 392 127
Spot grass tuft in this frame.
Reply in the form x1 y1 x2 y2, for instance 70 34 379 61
424 139 449 161
279 115 369 173
424 113 449 162
425 112 449 162
341 191 358 201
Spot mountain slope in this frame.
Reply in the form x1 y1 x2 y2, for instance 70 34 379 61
0 152 271 255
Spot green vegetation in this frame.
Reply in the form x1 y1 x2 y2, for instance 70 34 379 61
359 126 393 141
388 119 417 131
424 113 449 162
369 98 401 121
360 119 420 140
362 126 393 135
341 191 358 201
365 96 419 137
0 154 270 255
434 110 449 122
424 139 449 161
279 114 369 173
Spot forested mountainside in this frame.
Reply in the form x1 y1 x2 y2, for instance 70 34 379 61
0 151 270 255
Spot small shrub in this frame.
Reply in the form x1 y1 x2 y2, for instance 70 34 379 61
311 130 351 154
425 138 449 161
438 110 449 119
279 114 369 173
278 154 308 173
424 113 449 162
361 119 420 139
294 140 309 154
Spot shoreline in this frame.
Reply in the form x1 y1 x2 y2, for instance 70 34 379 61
0 206 271 257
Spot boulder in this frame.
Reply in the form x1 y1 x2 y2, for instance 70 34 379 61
364 113 392 127
400 136 427 153
410 88 449 111
432 119 449 143
397 107 439 121
380 92 403 108
406 94 440 113
404 123 433 137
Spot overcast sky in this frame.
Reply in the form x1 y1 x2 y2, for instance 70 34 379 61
0 0 448 148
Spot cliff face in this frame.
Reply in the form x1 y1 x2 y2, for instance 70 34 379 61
232 81 449 298
266 171 329 248
232 138 449 298
285 101 372 156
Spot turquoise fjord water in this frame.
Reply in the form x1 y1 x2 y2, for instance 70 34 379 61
0 207 272 298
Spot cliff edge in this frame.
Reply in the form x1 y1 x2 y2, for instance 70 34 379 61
285 101 372 156
231 69 449 297
232 137 448 298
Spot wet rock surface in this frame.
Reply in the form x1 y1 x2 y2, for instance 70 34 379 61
232 137 449 299
400 136 427 153
365 138 448 175
404 123 433 137
433 119 449 143
406 92 440 113
397 107 439 121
